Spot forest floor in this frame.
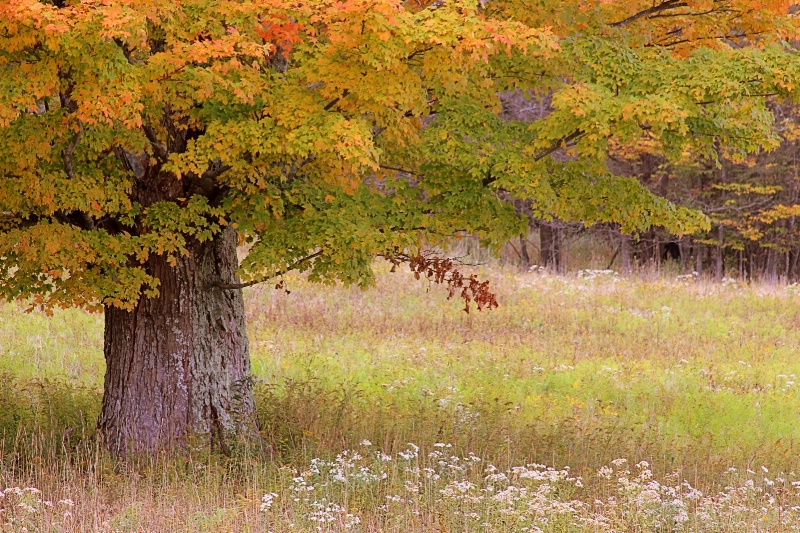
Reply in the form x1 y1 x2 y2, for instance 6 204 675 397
3 265 800 531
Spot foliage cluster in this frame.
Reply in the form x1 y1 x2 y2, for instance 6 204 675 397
3 0 800 307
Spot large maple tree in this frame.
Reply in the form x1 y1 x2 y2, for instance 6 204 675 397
0 0 798 455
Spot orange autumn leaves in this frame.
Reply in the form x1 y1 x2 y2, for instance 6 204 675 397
0 0 798 310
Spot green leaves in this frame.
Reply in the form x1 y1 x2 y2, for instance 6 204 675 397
0 0 796 309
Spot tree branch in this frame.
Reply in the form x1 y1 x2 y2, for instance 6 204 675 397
404 46 434 62
481 130 584 188
142 120 169 162
113 38 137 65
185 162 231 201
532 130 584 162
324 89 350 111
113 147 149 181
61 121 83 180
201 163 232 182
609 0 689 28
57 120 97 230
482 167 495 187
656 30 767 48
649 7 717 20
380 165 421 176
209 250 324 290
58 121 97 230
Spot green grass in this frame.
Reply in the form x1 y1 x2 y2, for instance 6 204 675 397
4 267 800 530
248 269 800 476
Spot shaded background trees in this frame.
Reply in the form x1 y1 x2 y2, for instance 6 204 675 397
495 92 800 281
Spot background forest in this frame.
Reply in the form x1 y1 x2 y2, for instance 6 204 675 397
499 91 800 280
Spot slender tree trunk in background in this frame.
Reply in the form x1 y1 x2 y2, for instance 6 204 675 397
786 250 791 281
748 251 754 281
766 248 779 281
99 226 258 457
739 250 744 280
715 225 724 280
695 242 703 275
519 234 531 271
790 215 798 281
634 229 655 271
679 237 689 272
653 233 661 273
539 222 561 271
620 233 632 275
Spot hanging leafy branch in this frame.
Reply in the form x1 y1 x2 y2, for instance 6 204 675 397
384 251 499 313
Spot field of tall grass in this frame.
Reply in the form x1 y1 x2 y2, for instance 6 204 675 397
3 265 800 531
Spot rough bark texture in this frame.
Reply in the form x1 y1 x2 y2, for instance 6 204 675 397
95 160 259 456
98 226 258 456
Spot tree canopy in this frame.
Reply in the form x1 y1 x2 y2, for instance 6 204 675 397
1 0 798 308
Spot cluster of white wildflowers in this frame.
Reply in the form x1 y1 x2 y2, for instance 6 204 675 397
526 265 548 274
0 486 74 530
577 269 620 282
262 443 800 532
676 272 700 282
590 461 800 532
519 265 771 300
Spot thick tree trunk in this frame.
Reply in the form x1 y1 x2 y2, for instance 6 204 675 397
98 227 258 456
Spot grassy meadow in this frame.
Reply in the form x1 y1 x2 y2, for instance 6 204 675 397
4 266 800 531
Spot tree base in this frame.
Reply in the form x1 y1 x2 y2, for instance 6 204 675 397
98 227 258 456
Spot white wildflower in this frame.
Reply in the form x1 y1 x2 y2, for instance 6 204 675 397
260 493 278 512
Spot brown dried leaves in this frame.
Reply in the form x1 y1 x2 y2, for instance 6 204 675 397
388 252 498 313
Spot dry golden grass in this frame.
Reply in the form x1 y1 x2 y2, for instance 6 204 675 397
4 265 800 531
